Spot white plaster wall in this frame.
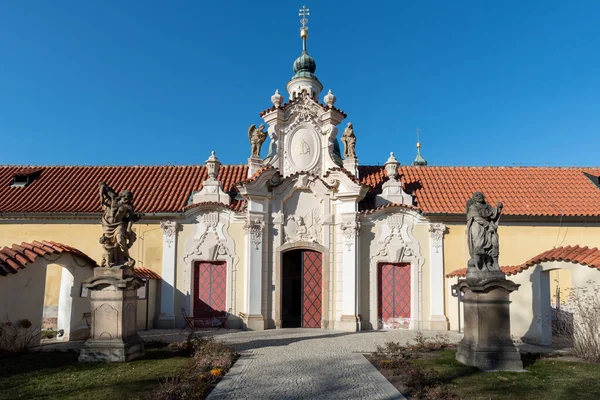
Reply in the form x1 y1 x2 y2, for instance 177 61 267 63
446 262 600 344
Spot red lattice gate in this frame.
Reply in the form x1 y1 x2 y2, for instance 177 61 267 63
302 251 322 328
194 261 227 327
378 263 411 328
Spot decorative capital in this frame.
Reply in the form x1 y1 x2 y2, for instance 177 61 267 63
160 220 178 248
341 219 361 251
243 218 265 250
429 223 446 240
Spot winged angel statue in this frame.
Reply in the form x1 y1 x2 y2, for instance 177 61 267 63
248 124 267 157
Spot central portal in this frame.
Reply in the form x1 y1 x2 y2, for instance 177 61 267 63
281 249 322 328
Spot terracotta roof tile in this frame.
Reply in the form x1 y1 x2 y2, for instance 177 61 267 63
0 240 99 276
446 245 600 277
1 165 599 216
0 165 247 214
134 267 161 280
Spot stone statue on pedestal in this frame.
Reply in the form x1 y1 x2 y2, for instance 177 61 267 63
79 185 144 363
341 122 356 159
466 192 503 278
99 182 137 268
248 124 267 157
453 191 522 371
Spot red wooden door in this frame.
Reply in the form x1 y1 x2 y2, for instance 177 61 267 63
194 261 227 325
302 250 322 328
378 263 411 324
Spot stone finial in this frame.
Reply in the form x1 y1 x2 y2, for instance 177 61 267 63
205 151 221 180
384 152 400 181
271 89 283 108
324 89 336 108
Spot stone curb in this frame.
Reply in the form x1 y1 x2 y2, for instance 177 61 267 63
351 353 406 400
206 351 253 400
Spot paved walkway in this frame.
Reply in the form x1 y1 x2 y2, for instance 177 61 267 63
198 329 463 400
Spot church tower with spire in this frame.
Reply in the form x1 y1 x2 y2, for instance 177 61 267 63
255 5 347 178
286 6 323 100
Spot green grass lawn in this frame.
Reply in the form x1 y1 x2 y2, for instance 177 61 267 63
0 348 188 400
412 350 600 399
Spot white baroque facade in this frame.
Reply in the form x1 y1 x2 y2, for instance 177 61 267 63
156 28 449 332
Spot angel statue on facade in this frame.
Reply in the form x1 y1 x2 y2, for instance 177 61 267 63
248 124 267 157
341 122 357 159
99 182 138 268
466 191 503 276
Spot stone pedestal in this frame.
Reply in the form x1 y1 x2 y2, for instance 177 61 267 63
453 278 523 371
248 156 263 177
79 267 145 362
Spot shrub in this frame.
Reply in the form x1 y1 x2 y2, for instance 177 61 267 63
0 315 41 354
567 284 600 363
406 332 451 352
147 335 237 399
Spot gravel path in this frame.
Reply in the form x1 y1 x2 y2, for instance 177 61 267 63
203 329 463 400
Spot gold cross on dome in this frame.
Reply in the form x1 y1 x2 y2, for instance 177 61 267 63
299 5 310 29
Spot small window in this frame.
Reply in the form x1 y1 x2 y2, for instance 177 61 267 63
10 168 43 188
11 175 29 187
80 285 89 298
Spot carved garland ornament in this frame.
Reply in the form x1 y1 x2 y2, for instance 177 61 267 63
429 223 446 254
160 220 178 248
340 220 361 251
243 218 265 250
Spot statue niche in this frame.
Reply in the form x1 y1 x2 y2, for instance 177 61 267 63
99 182 138 268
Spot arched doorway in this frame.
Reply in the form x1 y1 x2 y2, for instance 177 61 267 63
281 249 322 328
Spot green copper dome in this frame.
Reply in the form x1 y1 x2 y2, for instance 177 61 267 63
292 51 318 80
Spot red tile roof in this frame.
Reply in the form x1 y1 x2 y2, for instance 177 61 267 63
359 166 600 217
0 240 161 280
0 240 98 276
446 245 600 277
0 165 247 214
134 267 161 280
1 165 599 217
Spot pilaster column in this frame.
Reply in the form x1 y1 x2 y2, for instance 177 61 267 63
157 220 178 328
338 213 361 332
429 222 448 330
243 215 266 330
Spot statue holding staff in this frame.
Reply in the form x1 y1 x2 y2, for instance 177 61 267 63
466 191 503 275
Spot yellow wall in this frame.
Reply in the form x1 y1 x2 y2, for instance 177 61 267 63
443 222 600 331
0 221 164 311
444 223 600 275
0 222 164 272
43 264 62 308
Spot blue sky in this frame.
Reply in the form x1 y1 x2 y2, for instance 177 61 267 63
1 1 598 167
